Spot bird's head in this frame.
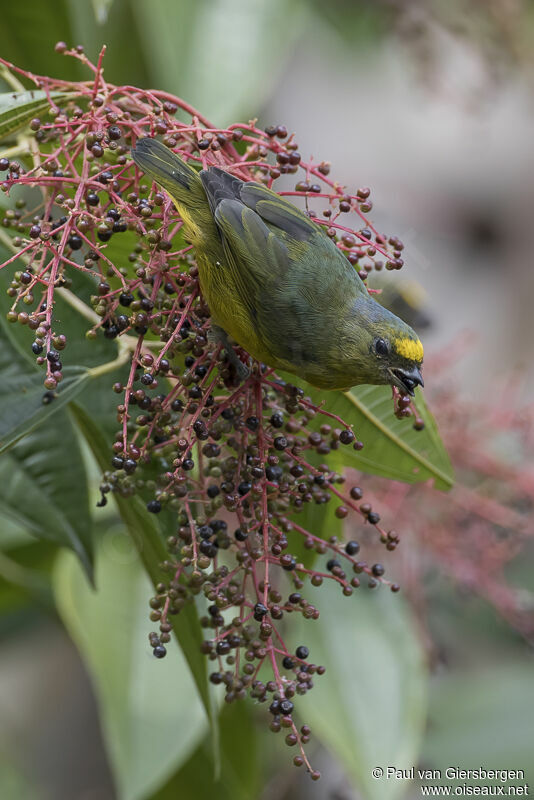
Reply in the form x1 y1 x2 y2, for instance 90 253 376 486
342 295 424 395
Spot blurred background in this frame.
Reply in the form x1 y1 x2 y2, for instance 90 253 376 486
1 1 534 798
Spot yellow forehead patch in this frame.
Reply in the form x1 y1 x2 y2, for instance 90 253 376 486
394 337 424 362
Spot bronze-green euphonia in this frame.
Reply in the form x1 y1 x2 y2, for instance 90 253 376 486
131 137 424 394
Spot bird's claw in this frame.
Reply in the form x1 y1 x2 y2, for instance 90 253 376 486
209 324 250 383
207 328 218 345
225 349 251 382
234 360 251 381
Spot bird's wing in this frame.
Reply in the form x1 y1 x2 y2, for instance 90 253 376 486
211 178 362 306
199 167 245 217
213 197 344 369
239 182 319 242
213 196 319 367
204 169 367 368
213 198 289 306
200 168 319 243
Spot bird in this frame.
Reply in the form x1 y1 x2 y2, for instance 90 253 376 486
131 137 424 394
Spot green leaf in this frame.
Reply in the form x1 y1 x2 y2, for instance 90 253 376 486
0 409 93 578
295 584 427 800
0 90 73 142
289 375 454 490
346 385 453 489
0 539 56 622
0 513 34 550
0 260 121 451
0 3 84 84
54 543 207 800
0 358 90 454
63 0 151 88
131 0 305 124
70 402 215 729
290 489 343 569
152 702 260 800
307 0 387 47
1 2 150 91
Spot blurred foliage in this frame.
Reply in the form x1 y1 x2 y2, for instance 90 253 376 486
3 0 534 125
0 1 148 86
152 703 260 800
306 0 390 45
0 0 305 125
54 541 208 800
423 662 534 783
0 759 41 800
306 0 534 81
0 538 55 628
0 2 533 799
294 582 427 800
70 403 214 726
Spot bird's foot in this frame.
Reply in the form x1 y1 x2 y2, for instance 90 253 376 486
234 359 251 382
210 324 250 383
207 326 221 346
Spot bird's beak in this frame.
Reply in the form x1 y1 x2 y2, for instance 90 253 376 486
390 365 424 396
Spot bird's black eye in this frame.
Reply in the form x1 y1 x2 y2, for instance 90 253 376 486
375 338 390 356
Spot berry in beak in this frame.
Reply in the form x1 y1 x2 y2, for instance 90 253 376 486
391 365 424 396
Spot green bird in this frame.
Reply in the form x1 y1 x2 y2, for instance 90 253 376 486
131 137 424 394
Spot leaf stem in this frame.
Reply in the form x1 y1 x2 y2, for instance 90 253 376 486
87 346 131 379
0 63 25 92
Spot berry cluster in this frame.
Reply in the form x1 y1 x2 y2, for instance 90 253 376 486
0 46 417 776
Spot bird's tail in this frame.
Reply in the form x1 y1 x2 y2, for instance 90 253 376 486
131 137 211 241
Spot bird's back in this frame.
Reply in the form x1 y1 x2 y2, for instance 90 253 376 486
197 166 369 373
